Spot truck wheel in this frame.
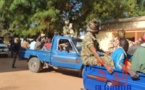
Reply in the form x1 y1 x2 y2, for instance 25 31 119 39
81 68 84 77
79 68 84 77
28 57 42 73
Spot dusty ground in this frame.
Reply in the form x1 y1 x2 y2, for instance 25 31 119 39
0 55 83 90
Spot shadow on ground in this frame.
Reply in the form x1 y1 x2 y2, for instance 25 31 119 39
40 67 82 78
0 52 82 78
0 56 81 78
0 56 28 73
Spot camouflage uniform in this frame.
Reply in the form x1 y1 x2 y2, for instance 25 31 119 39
63 26 70 35
63 26 75 37
81 32 114 67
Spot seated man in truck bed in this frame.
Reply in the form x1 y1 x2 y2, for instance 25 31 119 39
81 19 114 74
130 34 145 75
111 38 138 78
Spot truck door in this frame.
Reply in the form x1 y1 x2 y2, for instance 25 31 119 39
51 39 81 69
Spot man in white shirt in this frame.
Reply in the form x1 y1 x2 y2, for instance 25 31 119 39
30 38 36 50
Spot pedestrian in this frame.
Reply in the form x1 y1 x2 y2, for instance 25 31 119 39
12 37 21 68
9 37 14 57
81 19 114 73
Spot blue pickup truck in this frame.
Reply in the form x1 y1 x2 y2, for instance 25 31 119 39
19 36 145 90
19 36 83 75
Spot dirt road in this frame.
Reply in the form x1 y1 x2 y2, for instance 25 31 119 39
0 56 83 90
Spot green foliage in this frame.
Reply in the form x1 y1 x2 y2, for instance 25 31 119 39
0 0 145 37
81 0 137 22
129 0 145 17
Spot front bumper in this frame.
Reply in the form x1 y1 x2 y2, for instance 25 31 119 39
0 52 8 55
0 50 8 55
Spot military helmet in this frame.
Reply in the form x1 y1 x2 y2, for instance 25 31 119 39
65 20 70 25
87 19 99 32
117 29 126 38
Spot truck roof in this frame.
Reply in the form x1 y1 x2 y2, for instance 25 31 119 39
53 36 82 41
54 36 71 40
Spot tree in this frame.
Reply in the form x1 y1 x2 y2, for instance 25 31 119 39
0 0 144 37
0 0 82 37
80 0 138 22
129 0 145 17
0 0 62 37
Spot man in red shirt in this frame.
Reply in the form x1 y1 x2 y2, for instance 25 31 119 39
41 38 51 51
44 38 51 50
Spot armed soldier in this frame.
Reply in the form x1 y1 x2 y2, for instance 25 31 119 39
81 19 114 73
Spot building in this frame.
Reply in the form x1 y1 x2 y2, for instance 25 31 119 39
98 16 145 51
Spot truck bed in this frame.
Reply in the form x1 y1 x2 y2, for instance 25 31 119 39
83 66 145 90
18 49 51 62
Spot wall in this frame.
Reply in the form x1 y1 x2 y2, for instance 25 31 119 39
97 31 113 51
97 16 145 51
101 16 145 30
97 30 145 51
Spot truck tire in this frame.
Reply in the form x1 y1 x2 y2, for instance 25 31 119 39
28 57 42 73
81 68 84 77
79 67 84 77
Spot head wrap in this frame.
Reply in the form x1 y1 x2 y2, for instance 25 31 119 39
87 19 99 33
65 20 70 25
117 30 126 38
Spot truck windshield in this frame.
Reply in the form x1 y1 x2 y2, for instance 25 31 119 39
72 38 82 52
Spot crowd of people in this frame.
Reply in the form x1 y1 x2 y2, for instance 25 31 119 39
9 19 75 68
9 34 52 68
81 19 145 79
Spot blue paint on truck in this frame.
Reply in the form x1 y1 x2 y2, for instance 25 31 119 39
83 66 145 90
